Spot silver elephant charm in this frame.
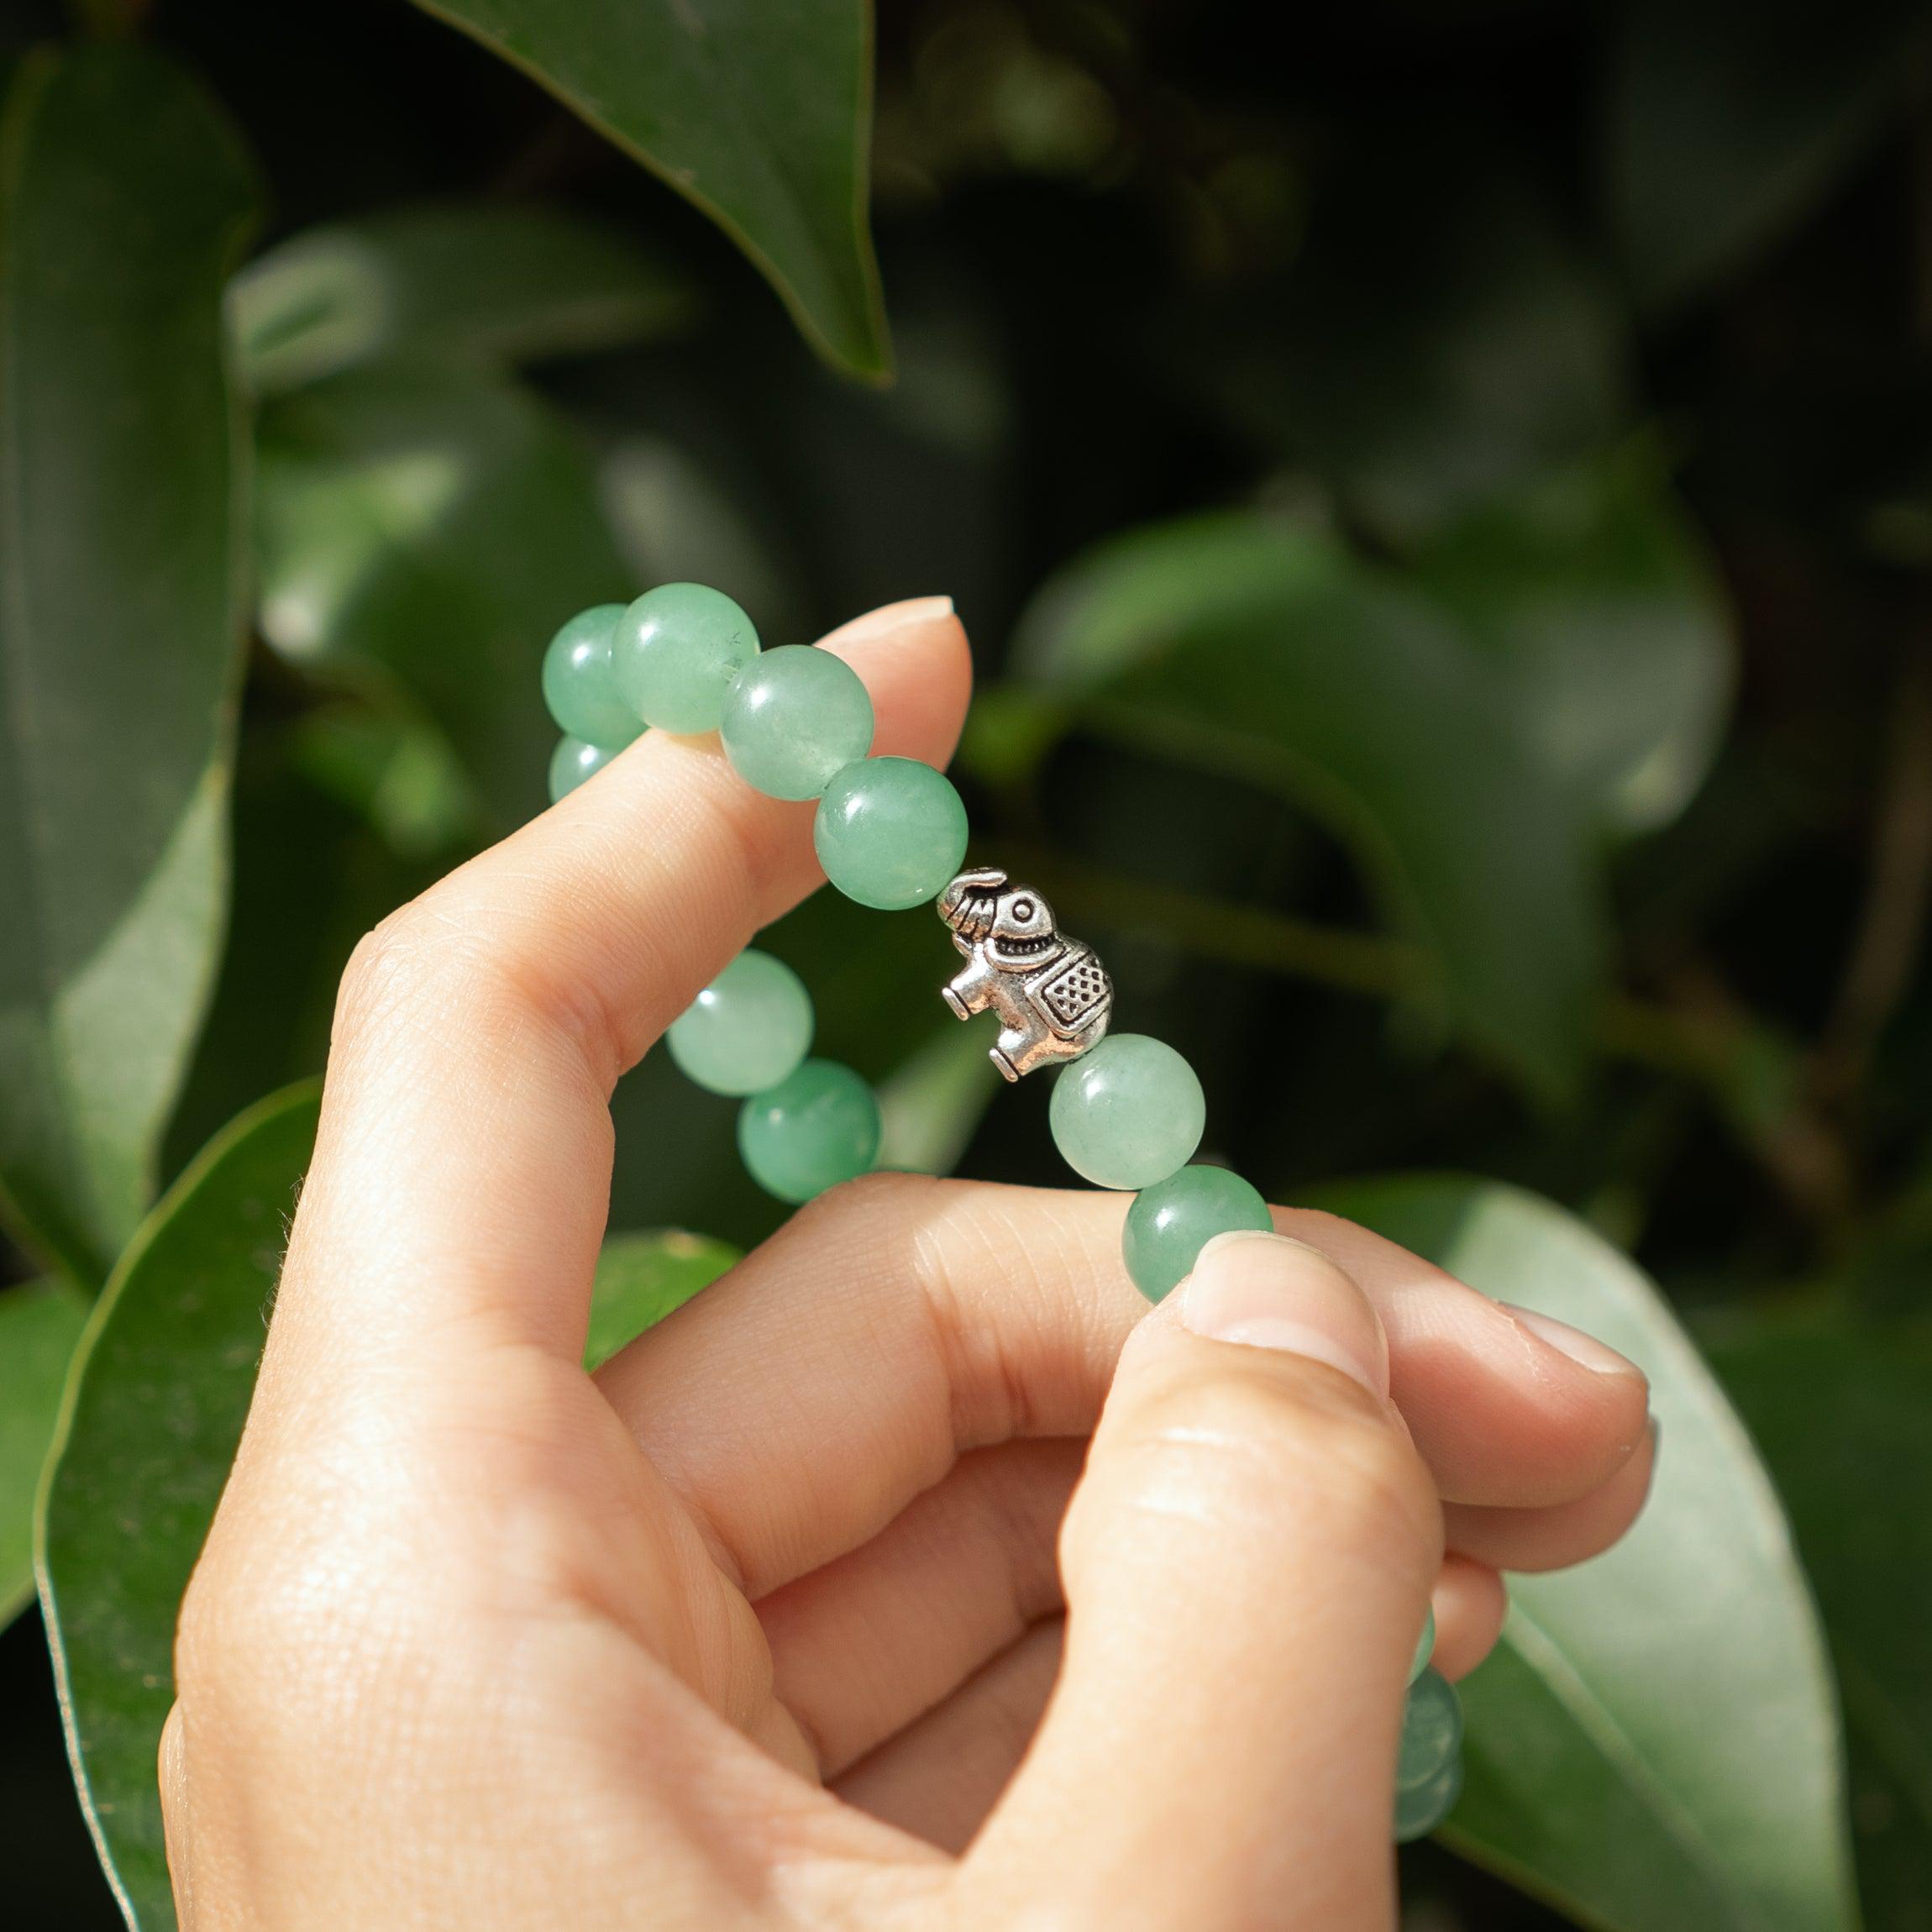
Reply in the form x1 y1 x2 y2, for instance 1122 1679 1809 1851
937 868 1113 1081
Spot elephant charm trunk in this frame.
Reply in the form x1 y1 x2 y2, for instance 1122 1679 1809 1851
936 868 1113 1081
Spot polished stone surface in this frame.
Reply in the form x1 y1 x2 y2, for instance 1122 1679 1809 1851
1049 1033 1205 1189
613 581 759 733
720 645 874 801
1121 1164 1273 1301
547 735 617 803
737 1058 880 1203
541 604 643 751
814 757 969 911
669 949 814 1096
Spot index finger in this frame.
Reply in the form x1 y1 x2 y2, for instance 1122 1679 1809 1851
264 597 971 1396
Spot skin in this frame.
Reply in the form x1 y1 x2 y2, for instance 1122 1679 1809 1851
160 597 1655 1930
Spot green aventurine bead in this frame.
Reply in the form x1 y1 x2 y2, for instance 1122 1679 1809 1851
542 604 643 750
814 757 969 911
720 645 874 800
669 950 814 1097
613 582 759 733
1050 1033 1205 1189
1121 1164 1273 1302
738 1059 881 1204
1398 1668 1463 1798
1410 1604 1437 1684
1394 1750 1462 1844
549 736 617 802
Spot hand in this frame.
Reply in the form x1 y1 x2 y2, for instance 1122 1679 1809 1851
162 598 1653 1930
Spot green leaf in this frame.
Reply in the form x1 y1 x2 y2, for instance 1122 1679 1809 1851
1411 446 1736 833
255 363 633 830
405 0 888 379
1316 1175 1857 1932
0 1278 87 1625
876 1021 1004 1177
1012 514 1605 1102
1608 0 1932 313
38 1081 322 1932
0 48 261 1285
1709 1315 1932 1932
585 1229 739 1371
230 201 696 397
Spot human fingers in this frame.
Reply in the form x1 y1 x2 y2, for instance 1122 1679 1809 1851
757 1439 1080 1777
596 1177 1650 1606
257 596 969 1410
762 1439 1514 1789
828 1553 1507 1859
1442 1422 1658 1571
817 1557 1506 1860
834 1618 1066 1855
1278 1208 1651 1506
960 1231 1436 1929
1431 1554 1508 1679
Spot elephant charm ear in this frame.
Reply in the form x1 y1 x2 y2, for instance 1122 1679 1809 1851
937 868 1006 946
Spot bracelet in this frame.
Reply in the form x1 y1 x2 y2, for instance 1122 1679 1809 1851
540 583 1462 1840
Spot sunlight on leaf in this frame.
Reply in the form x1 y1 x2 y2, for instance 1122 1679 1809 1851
585 1231 740 1371
1318 1176 1858 1932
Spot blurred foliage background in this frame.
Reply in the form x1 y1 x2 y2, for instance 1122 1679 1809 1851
3 0 1932 1927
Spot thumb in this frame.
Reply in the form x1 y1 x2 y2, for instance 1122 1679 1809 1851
963 1230 1441 1931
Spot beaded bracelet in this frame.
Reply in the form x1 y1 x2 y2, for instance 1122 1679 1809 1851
540 581 1463 1841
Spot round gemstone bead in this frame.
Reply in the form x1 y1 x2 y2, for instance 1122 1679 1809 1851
668 950 814 1097
548 735 617 803
1398 1668 1463 1797
541 604 643 751
814 757 969 911
738 1058 881 1204
613 581 759 733
1394 1748 1462 1844
1410 1604 1437 1685
1049 1034 1205 1189
720 645 874 801
1121 1164 1273 1302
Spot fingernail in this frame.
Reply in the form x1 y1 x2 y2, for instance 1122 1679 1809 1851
822 595 955 646
1503 1304 1644 1379
1179 1231 1388 1396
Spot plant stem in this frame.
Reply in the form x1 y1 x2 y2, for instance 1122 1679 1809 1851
1015 844 1853 1221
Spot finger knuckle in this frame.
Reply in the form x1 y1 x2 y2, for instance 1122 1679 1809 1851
1088 1362 1433 1557
333 903 466 1045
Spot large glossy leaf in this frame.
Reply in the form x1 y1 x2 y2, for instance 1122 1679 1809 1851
1318 1176 1856 1932
406 0 888 378
0 49 260 1284
38 1082 321 1930
1411 448 1735 833
1709 1315 1932 1932
585 1229 739 1371
230 202 696 397
1012 515 1605 1101
1609 0 1932 312
0 1278 87 1625
254 363 633 830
